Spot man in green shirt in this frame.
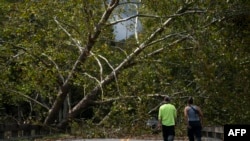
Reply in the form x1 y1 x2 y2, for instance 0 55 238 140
158 96 177 141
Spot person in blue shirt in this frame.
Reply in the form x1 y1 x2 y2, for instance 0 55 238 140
184 97 203 141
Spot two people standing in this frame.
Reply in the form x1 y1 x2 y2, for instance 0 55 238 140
157 96 203 141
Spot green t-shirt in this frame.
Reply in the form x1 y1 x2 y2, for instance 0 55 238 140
158 103 177 126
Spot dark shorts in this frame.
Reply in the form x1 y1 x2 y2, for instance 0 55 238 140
162 125 175 141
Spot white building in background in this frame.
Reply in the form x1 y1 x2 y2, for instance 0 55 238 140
111 0 142 41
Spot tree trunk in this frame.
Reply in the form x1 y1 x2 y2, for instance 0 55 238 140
43 0 119 126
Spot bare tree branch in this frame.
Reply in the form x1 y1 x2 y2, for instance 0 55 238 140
147 35 190 56
41 53 65 83
134 0 141 44
107 10 206 26
45 0 120 125
54 17 83 53
67 7 190 124
7 89 50 110
98 54 121 96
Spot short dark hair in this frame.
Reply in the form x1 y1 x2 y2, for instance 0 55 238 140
187 96 193 104
164 96 170 102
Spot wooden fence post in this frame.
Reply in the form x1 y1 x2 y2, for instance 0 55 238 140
20 124 31 137
202 126 224 140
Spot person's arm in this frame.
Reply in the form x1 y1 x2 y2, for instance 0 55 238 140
157 119 162 129
184 106 190 128
158 107 162 129
197 106 203 127
174 107 177 126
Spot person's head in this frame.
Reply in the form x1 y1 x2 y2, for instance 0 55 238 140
187 96 193 104
164 96 171 102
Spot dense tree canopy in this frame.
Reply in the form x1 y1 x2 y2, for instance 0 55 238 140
0 0 249 137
